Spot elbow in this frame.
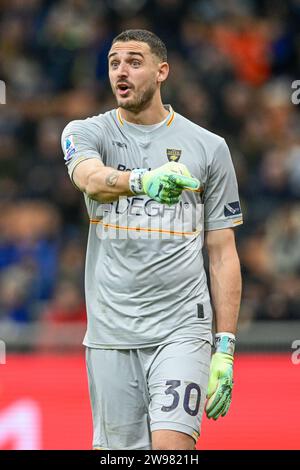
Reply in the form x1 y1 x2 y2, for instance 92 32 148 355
85 172 112 203
85 183 98 200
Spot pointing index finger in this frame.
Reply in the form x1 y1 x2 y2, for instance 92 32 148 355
170 174 200 190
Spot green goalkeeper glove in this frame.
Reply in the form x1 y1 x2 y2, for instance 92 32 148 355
205 333 236 420
129 162 200 205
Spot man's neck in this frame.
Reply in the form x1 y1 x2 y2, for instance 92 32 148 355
118 101 169 125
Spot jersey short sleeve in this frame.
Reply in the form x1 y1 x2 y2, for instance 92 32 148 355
61 119 104 183
203 139 243 231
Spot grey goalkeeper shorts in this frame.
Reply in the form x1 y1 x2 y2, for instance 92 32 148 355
86 338 211 450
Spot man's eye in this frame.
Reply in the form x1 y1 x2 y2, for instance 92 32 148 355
132 61 141 67
110 62 119 68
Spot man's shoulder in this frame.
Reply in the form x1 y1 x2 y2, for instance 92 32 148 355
62 109 117 136
174 112 224 149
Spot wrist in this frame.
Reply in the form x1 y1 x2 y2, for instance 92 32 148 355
129 168 148 195
214 332 236 356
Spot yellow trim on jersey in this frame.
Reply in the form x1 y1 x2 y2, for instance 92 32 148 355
233 219 243 226
117 108 124 125
185 187 203 193
90 219 102 224
90 219 199 236
116 107 175 127
167 109 175 126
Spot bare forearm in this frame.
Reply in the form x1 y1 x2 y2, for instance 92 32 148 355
83 166 133 203
87 167 132 202
209 252 242 335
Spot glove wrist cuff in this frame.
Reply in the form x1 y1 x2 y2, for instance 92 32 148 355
214 332 236 356
129 168 148 195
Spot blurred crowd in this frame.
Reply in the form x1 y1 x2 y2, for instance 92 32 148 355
1 0 300 335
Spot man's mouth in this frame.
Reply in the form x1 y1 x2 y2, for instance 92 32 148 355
117 83 132 97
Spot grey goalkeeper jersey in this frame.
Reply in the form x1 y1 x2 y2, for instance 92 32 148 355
61 106 243 349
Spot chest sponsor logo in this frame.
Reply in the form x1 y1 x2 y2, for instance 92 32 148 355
94 198 203 242
166 149 182 162
224 201 242 217
117 164 151 172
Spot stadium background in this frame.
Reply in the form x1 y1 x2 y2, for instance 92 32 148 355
0 0 300 449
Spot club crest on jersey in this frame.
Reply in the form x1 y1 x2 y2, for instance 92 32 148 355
64 135 76 161
166 149 182 162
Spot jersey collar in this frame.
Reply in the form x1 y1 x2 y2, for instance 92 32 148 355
116 105 175 129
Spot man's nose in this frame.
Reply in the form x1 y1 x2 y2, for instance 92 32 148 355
117 62 129 77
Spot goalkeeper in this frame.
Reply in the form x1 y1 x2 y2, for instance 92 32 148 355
61 29 242 450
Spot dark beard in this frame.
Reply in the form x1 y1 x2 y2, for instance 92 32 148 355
118 83 156 113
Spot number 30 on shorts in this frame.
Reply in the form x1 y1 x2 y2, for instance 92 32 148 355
161 380 201 416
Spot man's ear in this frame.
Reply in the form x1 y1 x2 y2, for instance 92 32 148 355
157 62 169 83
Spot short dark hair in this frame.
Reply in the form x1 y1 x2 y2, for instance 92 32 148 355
111 29 167 62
